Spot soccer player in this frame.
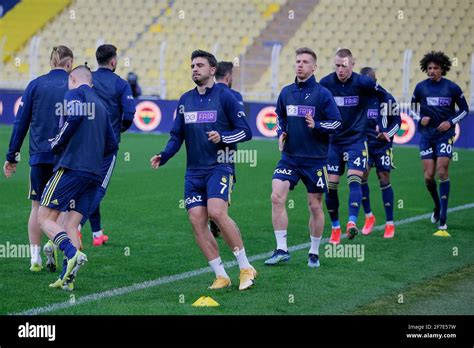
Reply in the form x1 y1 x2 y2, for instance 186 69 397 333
150 50 256 291
3 46 73 272
359 67 401 238
209 61 244 237
39 65 117 290
215 61 244 105
320 48 392 244
411 51 469 237
78 44 136 247
264 47 342 267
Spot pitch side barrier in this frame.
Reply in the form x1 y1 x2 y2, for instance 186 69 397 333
0 90 473 148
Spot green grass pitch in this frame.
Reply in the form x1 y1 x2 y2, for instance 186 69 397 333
0 125 473 315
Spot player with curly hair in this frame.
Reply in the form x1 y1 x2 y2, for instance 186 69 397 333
411 51 469 237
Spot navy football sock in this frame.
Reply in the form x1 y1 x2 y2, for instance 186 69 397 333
439 178 450 226
59 257 68 279
425 179 440 211
381 183 394 222
361 180 371 214
348 175 362 223
53 232 77 259
325 181 340 226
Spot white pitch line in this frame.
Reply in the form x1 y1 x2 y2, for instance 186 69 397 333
12 202 474 316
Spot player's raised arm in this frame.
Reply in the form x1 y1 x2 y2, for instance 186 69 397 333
219 90 252 144
361 74 392 107
5 82 35 164
448 84 469 126
118 79 136 132
153 103 185 167
312 88 342 134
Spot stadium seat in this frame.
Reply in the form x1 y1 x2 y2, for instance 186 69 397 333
249 0 474 102
1 0 472 101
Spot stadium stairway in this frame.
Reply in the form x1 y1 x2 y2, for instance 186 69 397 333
0 0 71 63
247 0 474 102
234 0 319 93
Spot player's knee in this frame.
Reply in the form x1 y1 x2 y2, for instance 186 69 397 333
377 172 390 186
37 212 49 229
424 170 435 182
64 221 78 233
437 167 449 180
271 191 286 206
188 211 204 227
308 199 322 215
207 207 227 223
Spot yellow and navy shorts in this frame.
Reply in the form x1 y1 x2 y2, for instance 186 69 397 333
40 168 100 217
273 158 328 194
327 140 369 175
184 169 235 210
367 143 394 173
28 163 54 201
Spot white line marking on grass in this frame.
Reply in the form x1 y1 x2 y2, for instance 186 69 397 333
12 203 474 315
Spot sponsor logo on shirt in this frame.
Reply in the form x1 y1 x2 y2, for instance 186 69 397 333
274 168 293 176
184 110 217 124
367 109 378 119
426 97 452 106
420 148 433 156
185 195 203 205
286 105 315 117
334 96 359 107
327 165 339 172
